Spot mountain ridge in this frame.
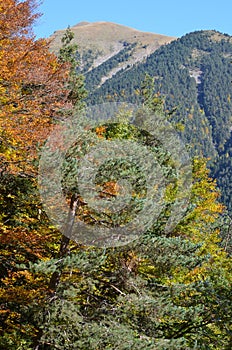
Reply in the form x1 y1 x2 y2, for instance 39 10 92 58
49 21 176 81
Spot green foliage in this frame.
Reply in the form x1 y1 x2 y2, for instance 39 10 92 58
86 30 232 210
29 234 231 350
30 97 231 349
58 27 87 112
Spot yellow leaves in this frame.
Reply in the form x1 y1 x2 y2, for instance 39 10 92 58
184 266 207 282
6 194 15 199
175 122 185 132
2 270 33 286
137 259 157 278
168 157 230 284
179 158 224 232
164 182 177 203
0 285 43 304
0 310 21 328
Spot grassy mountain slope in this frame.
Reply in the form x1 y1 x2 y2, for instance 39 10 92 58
49 21 175 84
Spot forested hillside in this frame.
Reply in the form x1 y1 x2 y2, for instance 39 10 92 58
86 30 232 210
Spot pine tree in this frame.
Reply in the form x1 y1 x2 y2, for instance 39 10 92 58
30 87 231 349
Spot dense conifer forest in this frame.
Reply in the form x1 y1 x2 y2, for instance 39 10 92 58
86 30 232 210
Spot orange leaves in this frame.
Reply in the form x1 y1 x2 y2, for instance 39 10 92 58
0 1 70 174
98 181 120 198
95 125 106 138
0 0 39 38
0 225 53 263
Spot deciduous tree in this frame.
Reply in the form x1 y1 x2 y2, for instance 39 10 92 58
0 0 70 175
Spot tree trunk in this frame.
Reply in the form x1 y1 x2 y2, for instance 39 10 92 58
33 193 79 349
48 193 79 291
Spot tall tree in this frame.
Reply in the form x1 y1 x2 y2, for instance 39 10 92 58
30 100 231 349
0 0 70 175
0 2 85 349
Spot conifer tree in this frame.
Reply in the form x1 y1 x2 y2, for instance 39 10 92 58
31 83 231 350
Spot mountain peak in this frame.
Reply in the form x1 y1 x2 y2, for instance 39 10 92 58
72 21 90 27
49 21 176 72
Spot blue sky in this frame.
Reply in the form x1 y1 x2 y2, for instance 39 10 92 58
34 0 232 39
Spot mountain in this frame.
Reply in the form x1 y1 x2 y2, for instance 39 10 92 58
86 30 232 210
49 21 175 85
49 24 232 210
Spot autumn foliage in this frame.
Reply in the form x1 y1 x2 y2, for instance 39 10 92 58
0 0 70 174
0 1 74 346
